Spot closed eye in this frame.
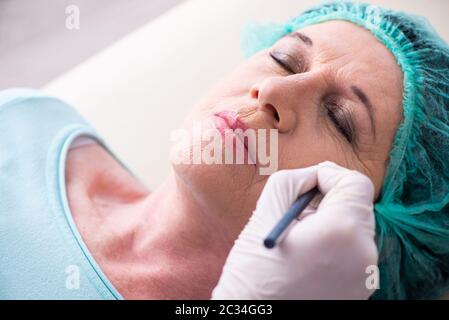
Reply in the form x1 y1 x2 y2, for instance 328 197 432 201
269 51 297 74
324 100 355 145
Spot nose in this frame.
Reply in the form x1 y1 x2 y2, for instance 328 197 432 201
250 75 319 133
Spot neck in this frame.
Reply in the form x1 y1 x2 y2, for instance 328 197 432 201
126 172 237 299
67 145 249 299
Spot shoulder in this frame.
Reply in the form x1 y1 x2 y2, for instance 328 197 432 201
0 88 60 111
0 88 94 177
0 88 87 127
0 88 92 152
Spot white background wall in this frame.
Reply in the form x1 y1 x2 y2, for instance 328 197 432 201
0 0 184 89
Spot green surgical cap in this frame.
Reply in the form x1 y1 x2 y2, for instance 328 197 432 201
240 1 449 299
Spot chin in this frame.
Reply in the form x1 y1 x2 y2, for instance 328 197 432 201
170 140 257 209
174 162 255 203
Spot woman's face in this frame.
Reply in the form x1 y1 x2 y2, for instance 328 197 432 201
171 20 403 222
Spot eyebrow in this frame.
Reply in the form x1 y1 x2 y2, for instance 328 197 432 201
350 85 376 139
286 31 313 47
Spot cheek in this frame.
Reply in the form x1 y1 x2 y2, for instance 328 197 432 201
371 169 385 201
276 127 387 200
276 127 354 170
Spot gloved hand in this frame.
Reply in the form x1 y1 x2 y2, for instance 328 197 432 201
211 161 378 300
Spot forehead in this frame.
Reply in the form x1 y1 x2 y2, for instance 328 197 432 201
298 20 403 104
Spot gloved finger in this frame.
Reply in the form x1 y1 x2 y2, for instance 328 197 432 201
254 165 319 223
311 161 376 233
317 161 375 205
297 192 324 220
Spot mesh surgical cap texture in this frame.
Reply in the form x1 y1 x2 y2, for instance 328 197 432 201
240 1 449 299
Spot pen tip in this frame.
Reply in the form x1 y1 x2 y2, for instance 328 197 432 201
264 238 275 249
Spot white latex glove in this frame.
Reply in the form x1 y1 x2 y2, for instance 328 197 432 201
211 161 378 300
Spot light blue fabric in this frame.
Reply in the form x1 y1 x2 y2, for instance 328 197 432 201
0 88 124 299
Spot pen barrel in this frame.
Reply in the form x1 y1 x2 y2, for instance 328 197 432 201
264 187 318 248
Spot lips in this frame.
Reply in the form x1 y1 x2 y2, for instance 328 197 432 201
213 110 249 132
213 110 256 165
